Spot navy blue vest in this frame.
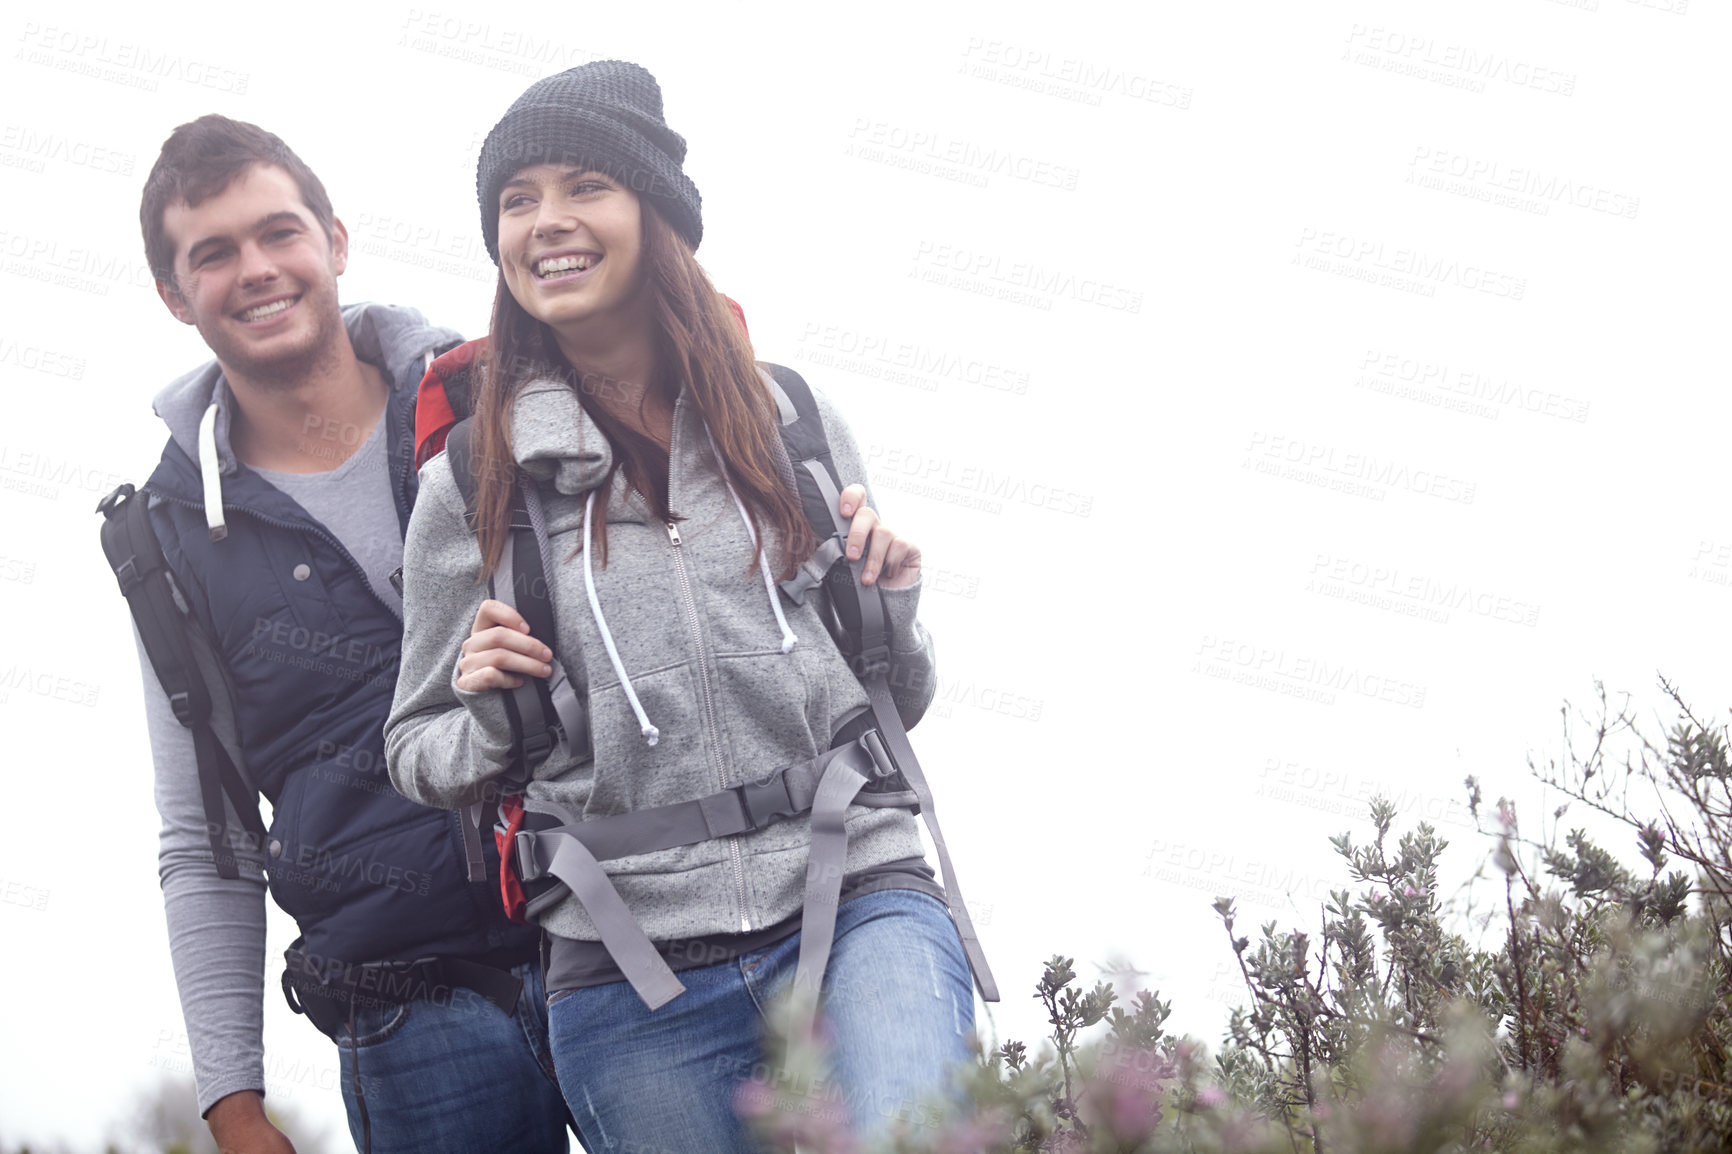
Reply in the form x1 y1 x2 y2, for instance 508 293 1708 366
144 385 535 965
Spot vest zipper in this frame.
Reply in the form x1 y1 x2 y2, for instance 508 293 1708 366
665 518 753 932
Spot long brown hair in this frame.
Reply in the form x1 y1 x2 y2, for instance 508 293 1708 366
469 200 816 582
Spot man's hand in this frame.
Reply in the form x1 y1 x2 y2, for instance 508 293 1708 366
208 1090 296 1154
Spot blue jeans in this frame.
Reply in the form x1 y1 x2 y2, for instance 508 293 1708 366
547 888 976 1152
334 960 576 1153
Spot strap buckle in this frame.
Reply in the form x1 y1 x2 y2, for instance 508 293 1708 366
735 771 798 830
113 556 143 596
96 483 135 518
520 725 559 766
849 644 891 678
859 729 898 779
514 829 545 883
167 690 195 726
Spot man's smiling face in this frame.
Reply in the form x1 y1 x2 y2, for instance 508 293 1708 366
157 162 348 388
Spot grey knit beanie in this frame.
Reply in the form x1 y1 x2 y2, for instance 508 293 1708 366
476 60 702 260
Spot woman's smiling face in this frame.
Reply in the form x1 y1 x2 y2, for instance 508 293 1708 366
496 164 647 346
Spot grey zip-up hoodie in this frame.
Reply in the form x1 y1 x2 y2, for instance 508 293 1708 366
385 375 936 943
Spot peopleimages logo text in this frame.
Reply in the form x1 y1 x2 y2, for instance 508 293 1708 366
1308 554 1540 627
912 241 1142 312
16 23 250 93
1295 229 1525 300
1194 635 1427 709
1409 147 1639 219
847 120 1080 190
866 444 1094 517
1343 25 1576 95
959 38 1193 108
0 125 134 176
1358 349 1589 423
799 323 1029 395
1244 432 1477 505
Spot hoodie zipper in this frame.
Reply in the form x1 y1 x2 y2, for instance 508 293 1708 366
664 397 753 933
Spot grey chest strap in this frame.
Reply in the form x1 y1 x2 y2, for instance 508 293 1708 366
514 736 903 1011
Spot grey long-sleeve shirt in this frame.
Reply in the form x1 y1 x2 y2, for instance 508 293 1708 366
142 412 402 1117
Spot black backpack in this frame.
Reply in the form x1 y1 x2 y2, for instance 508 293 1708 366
97 485 266 879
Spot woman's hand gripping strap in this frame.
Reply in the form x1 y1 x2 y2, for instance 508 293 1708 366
457 478 584 885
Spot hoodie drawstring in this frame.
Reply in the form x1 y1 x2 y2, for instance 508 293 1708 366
704 428 799 655
582 489 660 746
197 402 228 542
573 424 801 748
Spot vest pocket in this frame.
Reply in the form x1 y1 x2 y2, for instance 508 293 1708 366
266 762 485 962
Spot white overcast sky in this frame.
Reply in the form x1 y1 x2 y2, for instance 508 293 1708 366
2 0 1727 1148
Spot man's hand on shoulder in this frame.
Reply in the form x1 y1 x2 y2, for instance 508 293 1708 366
208 1090 296 1153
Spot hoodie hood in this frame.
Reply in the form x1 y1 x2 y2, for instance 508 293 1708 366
151 302 463 478
511 378 616 496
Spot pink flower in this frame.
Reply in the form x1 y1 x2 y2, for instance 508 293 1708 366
1078 1049 1168 1142
1198 1085 1226 1108
931 1109 1016 1154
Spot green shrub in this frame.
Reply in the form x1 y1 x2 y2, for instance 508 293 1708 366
744 682 1732 1152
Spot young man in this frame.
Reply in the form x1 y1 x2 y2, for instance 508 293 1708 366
118 115 574 1153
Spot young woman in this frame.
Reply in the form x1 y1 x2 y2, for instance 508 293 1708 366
385 60 992 1148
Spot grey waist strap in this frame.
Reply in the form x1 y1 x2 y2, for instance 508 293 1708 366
520 741 881 865
545 833 686 1010
790 754 872 1010
517 737 898 1009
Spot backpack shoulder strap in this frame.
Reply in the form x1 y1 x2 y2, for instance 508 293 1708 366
760 363 830 472
443 416 481 522
443 417 558 661
758 363 1000 1003
759 364 890 679
439 421 586 881
96 484 266 879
